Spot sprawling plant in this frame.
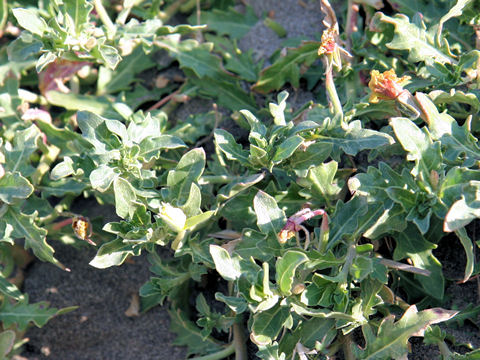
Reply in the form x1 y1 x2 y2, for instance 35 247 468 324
1 0 480 358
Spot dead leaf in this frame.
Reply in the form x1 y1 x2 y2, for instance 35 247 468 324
125 293 140 317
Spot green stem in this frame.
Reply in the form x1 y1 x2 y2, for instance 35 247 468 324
189 343 235 360
32 143 60 185
325 61 344 125
93 0 116 39
341 333 355 360
233 322 247 360
437 340 452 359
339 244 356 284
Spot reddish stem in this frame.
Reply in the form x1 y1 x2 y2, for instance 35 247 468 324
51 218 73 231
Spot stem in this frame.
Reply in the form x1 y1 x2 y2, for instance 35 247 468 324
189 343 235 360
345 0 359 52
32 143 60 185
233 322 247 360
437 340 452 359
318 214 329 253
159 0 190 22
339 245 356 284
195 0 203 43
325 61 344 125
341 333 355 360
146 89 181 112
93 0 116 39
50 218 74 233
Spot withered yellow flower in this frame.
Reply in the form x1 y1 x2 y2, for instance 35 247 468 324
368 69 411 103
318 27 337 56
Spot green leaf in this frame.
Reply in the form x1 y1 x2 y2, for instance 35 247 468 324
96 41 122 70
0 300 75 331
214 293 247 314
275 250 308 296
62 0 93 34
89 238 138 268
4 125 40 175
393 225 444 299
113 177 137 219
0 330 15 358
169 308 224 357
0 275 24 301
39 179 87 197
370 12 454 64
7 33 42 62
12 8 48 36
254 191 286 236
289 142 332 176
390 117 442 178
271 135 303 164
209 245 241 281
50 157 75 180
416 93 480 167
252 41 321 93
317 120 394 157
156 38 229 79
90 164 118 192
360 279 383 318
138 135 186 162
191 76 257 113
454 227 474 283
214 129 249 164
184 211 215 230
306 161 343 203
47 92 119 117
251 304 291 345
328 196 372 249
357 305 458 359
97 46 156 95
192 6 257 39
166 148 205 206
0 172 33 204
3 207 63 269
444 181 480 232
436 0 473 47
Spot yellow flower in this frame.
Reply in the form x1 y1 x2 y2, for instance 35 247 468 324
368 69 411 103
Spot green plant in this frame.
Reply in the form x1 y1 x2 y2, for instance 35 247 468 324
1 0 480 358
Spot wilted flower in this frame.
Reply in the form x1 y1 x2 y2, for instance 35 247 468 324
368 69 411 103
318 27 337 56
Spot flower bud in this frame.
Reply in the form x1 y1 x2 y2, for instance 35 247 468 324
159 203 186 232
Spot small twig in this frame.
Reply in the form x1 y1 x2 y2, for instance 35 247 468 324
146 89 181 112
